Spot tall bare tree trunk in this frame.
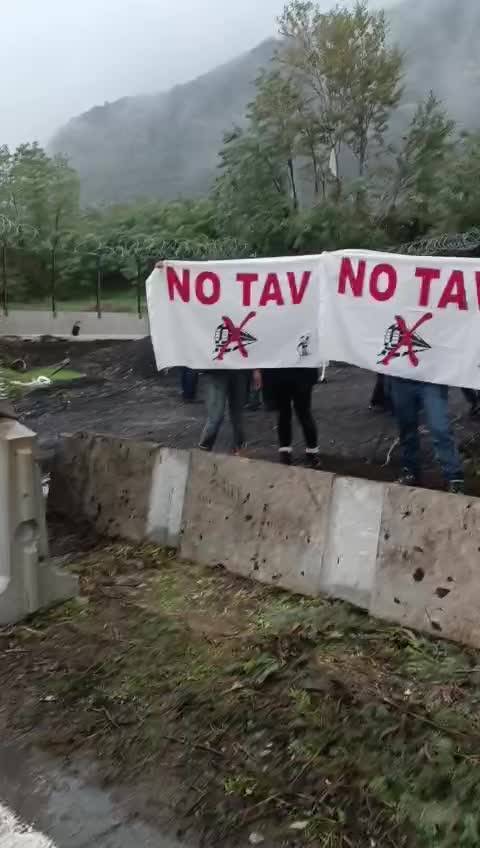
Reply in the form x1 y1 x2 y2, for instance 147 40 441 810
287 158 298 211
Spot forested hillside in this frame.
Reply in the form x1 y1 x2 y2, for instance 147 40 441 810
50 40 277 204
49 0 480 205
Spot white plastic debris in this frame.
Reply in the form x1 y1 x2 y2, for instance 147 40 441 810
289 821 309 831
11 376 52 388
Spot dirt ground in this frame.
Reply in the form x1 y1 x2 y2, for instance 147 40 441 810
2 336 480 491
1 528 480 847
2 339 480 845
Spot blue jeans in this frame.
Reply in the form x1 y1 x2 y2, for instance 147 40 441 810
390 378 463 483
199 371 248 451
181 368 198 401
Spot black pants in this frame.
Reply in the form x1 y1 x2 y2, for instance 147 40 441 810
462 388 478 408
371 374 393 412
277 384 318 450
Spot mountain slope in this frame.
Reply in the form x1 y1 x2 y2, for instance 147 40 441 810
50 39 277 205
50 0 480 205
392 0 480 123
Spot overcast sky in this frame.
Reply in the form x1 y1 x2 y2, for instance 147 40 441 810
1 0 397 149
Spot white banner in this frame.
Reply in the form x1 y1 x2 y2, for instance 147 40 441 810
147 257 322 370
323 251 480 389
146 251 480 389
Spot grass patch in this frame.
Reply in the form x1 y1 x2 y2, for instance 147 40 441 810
0 364 84 398
1 542 480 846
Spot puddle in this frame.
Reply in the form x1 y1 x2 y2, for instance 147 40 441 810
0 742 188 848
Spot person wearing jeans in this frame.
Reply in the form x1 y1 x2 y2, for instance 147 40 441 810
181 368 199 402
389 377 464 493
261 368 320 467
199 370 249 453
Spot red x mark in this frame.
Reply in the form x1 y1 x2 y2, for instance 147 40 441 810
215 312 257 361
381 312 433 367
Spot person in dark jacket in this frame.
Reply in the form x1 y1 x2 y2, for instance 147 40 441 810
261 368 320 467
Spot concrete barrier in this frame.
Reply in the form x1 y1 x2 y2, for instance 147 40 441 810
49 433 480 649
49 433 189 547
0 419 78 625
147 448 191 547
180 451 334 595
50 433 160 541
321 476 384 610
0 310 149 340
371 484 480 646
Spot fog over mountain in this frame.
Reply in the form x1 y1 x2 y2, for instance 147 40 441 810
47 0 480 204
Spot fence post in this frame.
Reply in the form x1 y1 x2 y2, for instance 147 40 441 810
135 255 142 318
96 254 102 319
50 247 57 318
1 245 7 317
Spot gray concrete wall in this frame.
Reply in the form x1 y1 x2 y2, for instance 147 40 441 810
50 433 189 547
0 310 149 340
49 435 480 649
0 419 77 625
180 451 333 596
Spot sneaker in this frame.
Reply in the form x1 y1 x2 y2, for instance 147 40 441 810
448 480 465 495
279 451 292 466
306 452 321 469
397 469 418 487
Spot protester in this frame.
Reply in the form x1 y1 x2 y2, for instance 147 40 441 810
246 370 262 410
261 368 320 467
389 376 464 493
199 370 250 454
461 388 479 417
369 374 393 413
181 367 199 403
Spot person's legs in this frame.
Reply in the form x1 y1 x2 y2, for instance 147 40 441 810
292 383 318 450
383 376 393 413
276 385 293 463
199 373 228 450
227 372 248 452
422 383 464 487
246 371 261 410
462 387 479 416
370 374 386 409
181 368 198 402
390 378 421 482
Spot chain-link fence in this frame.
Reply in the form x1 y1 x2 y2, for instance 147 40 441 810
0 221 253 318
2 213 479 318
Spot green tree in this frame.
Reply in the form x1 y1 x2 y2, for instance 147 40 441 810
434 131 480 234
3 144 80 305
215 126 293 255
9 144 79 239
278 0 404 180
383 92 455 240
250 70 304 209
